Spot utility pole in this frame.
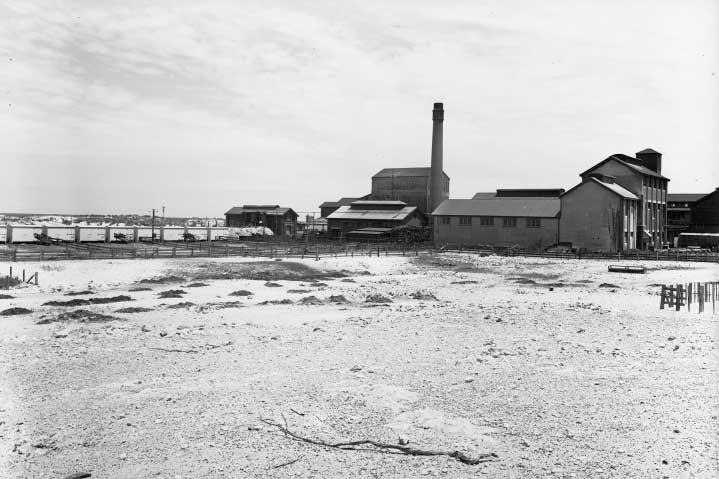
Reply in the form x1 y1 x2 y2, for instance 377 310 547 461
162 206 165 226
151 208 156 244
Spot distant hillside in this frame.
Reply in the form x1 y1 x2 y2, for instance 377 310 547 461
0 214 224 227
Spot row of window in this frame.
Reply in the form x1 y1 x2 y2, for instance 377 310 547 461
440 216 541 228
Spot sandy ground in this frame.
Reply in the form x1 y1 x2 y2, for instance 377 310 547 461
0 254 717 478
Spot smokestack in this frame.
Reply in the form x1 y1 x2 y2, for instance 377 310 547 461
430 102 444 213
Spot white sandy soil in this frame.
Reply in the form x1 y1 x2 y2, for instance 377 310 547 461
0 254 717 478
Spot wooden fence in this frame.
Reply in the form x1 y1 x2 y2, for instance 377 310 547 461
660 282 718 314
1 240 718 264
0 241 433 262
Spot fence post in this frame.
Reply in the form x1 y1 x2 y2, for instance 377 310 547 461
22 269 25 282
34 272 38 286
660 285 666 309
9 266 12 278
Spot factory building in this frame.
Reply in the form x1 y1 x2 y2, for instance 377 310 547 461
432 197 560 250
667 193 706 245
224 205 298 237
559 173 639 252
370 167 448 215
579 148 669 249
326 200 424 239
319 196 369 218
691 187 719 233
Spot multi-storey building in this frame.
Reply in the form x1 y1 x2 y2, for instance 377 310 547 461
579 148 669 249
370 167 449 216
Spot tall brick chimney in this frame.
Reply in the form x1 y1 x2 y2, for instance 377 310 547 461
636 148 662 174
430 102 444 213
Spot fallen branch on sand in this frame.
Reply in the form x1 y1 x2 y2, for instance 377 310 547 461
149 341 233 354
272 456 302 469
259 417 498 465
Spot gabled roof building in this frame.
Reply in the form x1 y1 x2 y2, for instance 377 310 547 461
578 148 669 249
432 197 560 250
319 195 370 218
667 193 709 244
559 173 640 252
370 167 449 215
224 205 298 237
326 200 424 239
692 187 719 234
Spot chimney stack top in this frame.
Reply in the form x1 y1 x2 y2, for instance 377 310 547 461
433 102 444 121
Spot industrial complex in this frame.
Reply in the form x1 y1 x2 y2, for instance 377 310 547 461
2 102 717 251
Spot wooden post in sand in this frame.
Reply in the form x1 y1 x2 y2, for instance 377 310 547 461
676 284 682 311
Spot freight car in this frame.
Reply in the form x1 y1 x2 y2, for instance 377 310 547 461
1 225 235 244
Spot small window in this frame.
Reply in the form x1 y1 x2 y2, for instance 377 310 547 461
459 216 472 226
502 217 517 228
479 216 494 226
441 216 451 225
526 218 541 228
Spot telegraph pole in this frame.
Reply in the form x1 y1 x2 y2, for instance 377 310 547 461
151 208 156 244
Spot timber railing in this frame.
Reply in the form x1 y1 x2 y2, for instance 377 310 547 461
1 241 718 263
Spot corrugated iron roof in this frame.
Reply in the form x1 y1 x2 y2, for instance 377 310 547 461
319 196 366 208
472 192 496 199
327 205 418 221
225 206 296 216
431 198 560 217
372 167 449 179
588 177 639 199
351 200 407 208
580 155 669 180
667 193 707 203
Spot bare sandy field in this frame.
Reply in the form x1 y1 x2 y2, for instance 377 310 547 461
1 254 717 478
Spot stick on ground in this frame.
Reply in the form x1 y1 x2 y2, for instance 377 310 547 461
260 417 498 465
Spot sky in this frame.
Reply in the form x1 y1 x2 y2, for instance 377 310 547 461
1 0 718 217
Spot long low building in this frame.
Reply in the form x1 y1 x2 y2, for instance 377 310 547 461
432 197 560 250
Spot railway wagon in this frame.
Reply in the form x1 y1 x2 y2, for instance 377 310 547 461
77 226 107 242
161 227 185 241
0 226 7 244
108 227 136 242
136 227 158 242
185 227 209 241
208 227 230 241
10 225 43 243
45 226 76 242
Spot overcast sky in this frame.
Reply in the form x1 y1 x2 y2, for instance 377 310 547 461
1 0 717 216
